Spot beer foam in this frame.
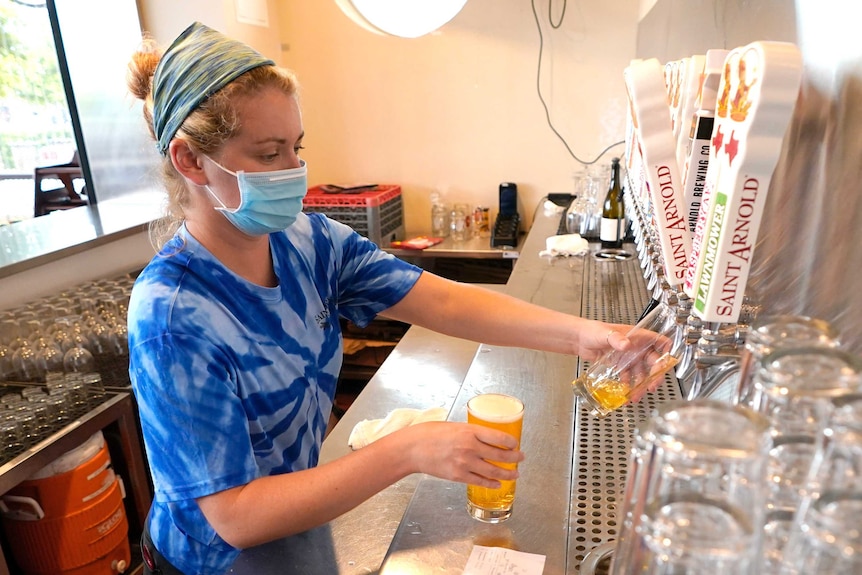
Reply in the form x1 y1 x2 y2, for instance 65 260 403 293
468 394 524 423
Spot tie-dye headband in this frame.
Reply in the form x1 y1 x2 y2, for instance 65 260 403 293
152 22 275 156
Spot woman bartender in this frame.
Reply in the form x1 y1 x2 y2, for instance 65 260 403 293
126 22 632 575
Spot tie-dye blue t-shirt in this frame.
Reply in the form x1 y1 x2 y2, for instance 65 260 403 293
128 213 421 574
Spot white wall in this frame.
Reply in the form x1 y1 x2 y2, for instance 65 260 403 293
278 0 639 231
138 0 639 232
138 0 282 58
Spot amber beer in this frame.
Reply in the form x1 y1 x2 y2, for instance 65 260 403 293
575 353 679 417
572 302 680 418
466 393 524 523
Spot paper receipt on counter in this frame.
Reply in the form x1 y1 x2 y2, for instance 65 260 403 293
463 546 546 575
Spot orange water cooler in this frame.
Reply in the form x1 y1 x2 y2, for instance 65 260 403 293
0 431 131 574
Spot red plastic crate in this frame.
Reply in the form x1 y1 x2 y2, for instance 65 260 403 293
303 185 404 246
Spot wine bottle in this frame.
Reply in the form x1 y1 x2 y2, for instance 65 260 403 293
600 157 625 249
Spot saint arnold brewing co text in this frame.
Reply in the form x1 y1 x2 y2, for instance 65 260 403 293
689 151 709 231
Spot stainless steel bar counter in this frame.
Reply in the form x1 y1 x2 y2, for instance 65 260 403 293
228 207 682 574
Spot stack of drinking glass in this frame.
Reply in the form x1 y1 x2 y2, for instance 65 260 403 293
0 273 134 460
596 323 862 574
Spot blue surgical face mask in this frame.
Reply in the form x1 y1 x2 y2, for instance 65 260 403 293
205 157 307 236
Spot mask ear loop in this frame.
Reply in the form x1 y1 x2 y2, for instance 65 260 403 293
205 155 238 177
202 155 241 212
204 185 233 212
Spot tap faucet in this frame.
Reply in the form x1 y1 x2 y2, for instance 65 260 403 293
686 322 743 400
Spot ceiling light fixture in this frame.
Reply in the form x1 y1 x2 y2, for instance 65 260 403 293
335 0 468 39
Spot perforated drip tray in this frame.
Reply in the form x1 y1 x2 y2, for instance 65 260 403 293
569 252 683 573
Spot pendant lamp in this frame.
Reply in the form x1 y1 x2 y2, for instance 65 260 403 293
335 0 468 39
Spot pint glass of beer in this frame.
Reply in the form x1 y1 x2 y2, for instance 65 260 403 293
466 393 524 523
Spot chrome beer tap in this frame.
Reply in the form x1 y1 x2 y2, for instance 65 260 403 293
685 317 752 400
674 311 703 385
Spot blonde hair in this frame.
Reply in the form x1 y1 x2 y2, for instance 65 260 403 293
126 36 299 249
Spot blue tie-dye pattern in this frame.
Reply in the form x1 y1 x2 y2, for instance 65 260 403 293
128 213 421 574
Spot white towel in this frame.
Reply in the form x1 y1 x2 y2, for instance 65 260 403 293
348 407 448 450
539 234 590 257
543 199 565 215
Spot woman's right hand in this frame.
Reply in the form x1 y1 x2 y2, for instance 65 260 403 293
399 421 523 488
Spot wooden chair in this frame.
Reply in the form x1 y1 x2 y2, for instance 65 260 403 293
33 151 87 217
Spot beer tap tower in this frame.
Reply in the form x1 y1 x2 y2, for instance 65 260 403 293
623 42 804 400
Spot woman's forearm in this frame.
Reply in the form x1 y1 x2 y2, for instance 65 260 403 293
381 272 625 359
